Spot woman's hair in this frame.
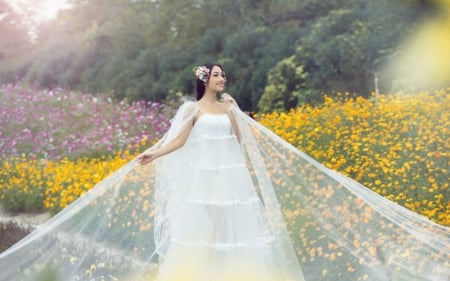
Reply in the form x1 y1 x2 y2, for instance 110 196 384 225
196 63 224 100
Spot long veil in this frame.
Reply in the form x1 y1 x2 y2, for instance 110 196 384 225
0 101 448 281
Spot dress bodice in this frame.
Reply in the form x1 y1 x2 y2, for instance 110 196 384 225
190 113 233 139
182 112 241 170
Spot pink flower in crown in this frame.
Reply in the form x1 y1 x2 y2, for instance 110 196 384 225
193 66 210 83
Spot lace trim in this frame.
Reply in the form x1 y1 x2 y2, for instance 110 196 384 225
195 163 246 171
189 134 236 142
172 237 275 250
185 196 260 206
200 134 235 140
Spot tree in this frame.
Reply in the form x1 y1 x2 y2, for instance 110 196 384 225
0 0 31 59
262 0 430 112
258 55 308 112
0 0 435 112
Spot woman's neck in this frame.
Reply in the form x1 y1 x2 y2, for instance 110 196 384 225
201 90 218 103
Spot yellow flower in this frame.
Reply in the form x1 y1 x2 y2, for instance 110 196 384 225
259 89 449 226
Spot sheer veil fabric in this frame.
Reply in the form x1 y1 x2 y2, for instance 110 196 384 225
0 100 448 281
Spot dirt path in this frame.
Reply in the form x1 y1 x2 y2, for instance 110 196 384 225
0 207 51 253
0 208 50 227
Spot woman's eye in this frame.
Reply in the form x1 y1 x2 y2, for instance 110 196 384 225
212 73 226 79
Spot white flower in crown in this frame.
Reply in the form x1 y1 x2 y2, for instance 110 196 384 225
193 66 210 83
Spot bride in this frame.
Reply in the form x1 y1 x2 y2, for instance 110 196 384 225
137 63 304 281
0 63 448 281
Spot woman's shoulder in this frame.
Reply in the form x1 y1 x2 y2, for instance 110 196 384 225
178 96 197 105
176 98 199 117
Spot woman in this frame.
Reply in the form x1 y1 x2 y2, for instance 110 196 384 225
137 64 239 165
0 63 448 281
137 63 305 281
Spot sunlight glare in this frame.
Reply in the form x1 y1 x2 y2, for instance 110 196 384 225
382 1 450 91
9 0 69 20
41 0 69 19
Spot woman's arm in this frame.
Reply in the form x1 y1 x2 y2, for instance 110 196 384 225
138 120 194 165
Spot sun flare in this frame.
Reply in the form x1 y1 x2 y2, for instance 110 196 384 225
40 0 69 19
9 0 69 20
382 2 450 91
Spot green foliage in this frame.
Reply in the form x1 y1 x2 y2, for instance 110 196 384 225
260 0 431 111
222 25 299 109
0 160 46 212
258 55 308 112
0 0 436 111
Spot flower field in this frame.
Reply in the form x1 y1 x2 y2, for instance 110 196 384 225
0 151 139 214
258 89 449 226
0 84 171 213
0 83 171 160
0 84 448 226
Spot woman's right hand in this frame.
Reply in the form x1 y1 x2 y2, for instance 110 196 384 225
222 93 237 106
137 151 158 165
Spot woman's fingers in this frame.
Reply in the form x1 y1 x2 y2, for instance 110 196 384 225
137 153 154 165
223 93 236 104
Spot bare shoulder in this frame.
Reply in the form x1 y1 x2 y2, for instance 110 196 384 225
182 100 198 110
179 100 199 117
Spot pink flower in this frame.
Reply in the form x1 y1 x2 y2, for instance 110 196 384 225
193 66 210 83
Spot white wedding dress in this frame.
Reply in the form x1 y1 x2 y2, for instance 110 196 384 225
156 112 294 281
0 100 448 281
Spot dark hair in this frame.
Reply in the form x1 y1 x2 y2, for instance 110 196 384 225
196 63 224 100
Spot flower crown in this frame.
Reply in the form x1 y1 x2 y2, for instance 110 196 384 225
193 65 210 83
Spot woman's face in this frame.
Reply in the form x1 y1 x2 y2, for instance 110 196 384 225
206 65 226 93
